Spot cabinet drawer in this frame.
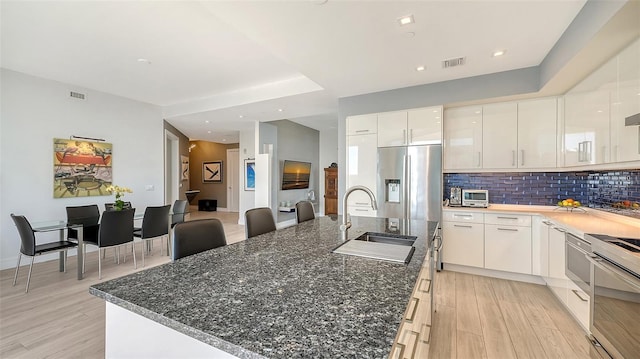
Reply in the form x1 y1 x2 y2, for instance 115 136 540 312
347 114 377 135
348 206 377 217
485 213 531 226
567 281 590 331
443 211 484 224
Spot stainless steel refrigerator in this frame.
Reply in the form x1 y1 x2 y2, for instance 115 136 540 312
376 145 442 222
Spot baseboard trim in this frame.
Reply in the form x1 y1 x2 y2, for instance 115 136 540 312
443 263 546 285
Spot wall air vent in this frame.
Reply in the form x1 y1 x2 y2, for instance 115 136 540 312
442 57 466 68
70 91 86 100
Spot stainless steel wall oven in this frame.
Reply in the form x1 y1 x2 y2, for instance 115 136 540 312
585 233 640 359
565 233 592 295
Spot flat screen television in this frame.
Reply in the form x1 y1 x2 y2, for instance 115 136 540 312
281 160 311 190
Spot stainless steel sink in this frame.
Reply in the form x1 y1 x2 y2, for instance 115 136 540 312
332 232 417 264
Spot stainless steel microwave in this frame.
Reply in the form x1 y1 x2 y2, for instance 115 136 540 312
462 189 489 208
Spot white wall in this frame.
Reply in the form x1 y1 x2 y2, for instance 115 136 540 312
237 128 255 225
0 69 164 269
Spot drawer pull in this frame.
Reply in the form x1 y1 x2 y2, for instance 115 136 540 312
453 224 472 228
418 278 432 293
405 297 419 322
542 221 552 225
497 228 519 232
355 202 369 205
553 227 566 233
354 209 368 212
572 289 588 302
497 216 518 220
355 129 369 133
453 214 472 217
390 342 405 359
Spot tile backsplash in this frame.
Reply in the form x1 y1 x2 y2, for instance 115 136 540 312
443 169 640 219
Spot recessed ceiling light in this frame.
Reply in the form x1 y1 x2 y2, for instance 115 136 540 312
205 120 210 124
222 138 227 142
137 58 151 64
435 116 441 119
416 65 426 72
403 32 415 38
278 108 283 112
207 131 211 134
239 115 244 118
492 50 506 57
398 15 414 26
597 110 603 113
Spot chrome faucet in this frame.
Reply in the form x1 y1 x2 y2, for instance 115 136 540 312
340 185 378 240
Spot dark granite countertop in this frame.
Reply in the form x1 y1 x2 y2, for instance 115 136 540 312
90 216 439 358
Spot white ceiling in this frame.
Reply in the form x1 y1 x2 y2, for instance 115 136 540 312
1 0 588 142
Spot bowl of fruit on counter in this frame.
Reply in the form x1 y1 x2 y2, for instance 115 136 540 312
612 200 640 209
555 198 586 212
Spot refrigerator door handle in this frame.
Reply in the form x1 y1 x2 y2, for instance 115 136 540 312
406 154 411 220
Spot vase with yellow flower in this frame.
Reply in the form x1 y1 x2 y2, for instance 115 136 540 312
106 185 133 210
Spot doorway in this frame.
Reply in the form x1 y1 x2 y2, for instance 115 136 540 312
227 149 239 212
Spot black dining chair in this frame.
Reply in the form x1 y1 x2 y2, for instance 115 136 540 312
134 205 171 267
245 207 276 239
295 201 315 223
172 219 227 260
66 204 100 244
105 202 132 211
10 214 78 292
84 209 136 279
171 199 188 228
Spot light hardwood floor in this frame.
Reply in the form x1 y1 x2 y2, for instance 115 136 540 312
1 211 591 358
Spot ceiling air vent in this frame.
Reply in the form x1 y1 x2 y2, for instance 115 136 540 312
442 57 466 69
70 91 86 100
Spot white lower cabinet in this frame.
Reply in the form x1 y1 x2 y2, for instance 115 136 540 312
566 280 590 331
484 224 532 274
442 220 484 268
547 225 569 305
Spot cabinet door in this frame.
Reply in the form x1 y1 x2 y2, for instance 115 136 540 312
442 221 484 267
484 224 532 274
443 106 483 170
377 111 408 147
547 225 568 305
407 106 442 145
518 98 558 168
564 91 610 166
534 218 552 278
482 102 518 169
347 114 377 135
566 280 590 331
346 134 377 213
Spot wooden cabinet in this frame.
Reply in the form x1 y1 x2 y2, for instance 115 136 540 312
346 133 377 217
443 106 483 170
323 168 338 215
347 114 377 135
484 213 532 275
378 107 443 147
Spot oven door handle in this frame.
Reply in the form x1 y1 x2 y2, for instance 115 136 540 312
586 254 640 292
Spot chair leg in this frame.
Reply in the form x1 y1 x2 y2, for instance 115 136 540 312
132 243 137 269
25 256 35 293
142 240 146 268
83 244 86 274
13 253 22 286
98 250 102 280
63 250 67 273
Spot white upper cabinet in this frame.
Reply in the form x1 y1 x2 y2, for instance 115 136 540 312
347 114 377 135
518 98 558 168
482 102 518 169
378 106 443 147
564 90 611 166
444 106 483 170
377 111 408 147
346 133 378 216
407 106 442 145
610 40 640 163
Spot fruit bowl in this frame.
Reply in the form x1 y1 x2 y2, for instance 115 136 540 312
554 199 586 212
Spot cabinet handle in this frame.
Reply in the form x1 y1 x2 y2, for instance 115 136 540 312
571 289 588 302
403 129 407 145
405 297 419 321
453 214 472 218
521 149 525 166
355 202 369 205
497 216 518 220
542 221 552 225
637 127 640 155
497 227 519 232
354 209 368 212
409 128 413 144
477 152 481 167
512 150 516 167
553 227 566 233
454 224 473 228
355 129 369 133
419 278 432 293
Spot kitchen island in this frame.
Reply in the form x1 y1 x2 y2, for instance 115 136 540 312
90 216 438 358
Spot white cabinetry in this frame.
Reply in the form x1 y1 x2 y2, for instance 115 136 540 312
442 211 484 267
347 114 377 135
443 106 483 170
534 217 552 277
518 98 558 168
482 103 518 169
346 133 377 217
564 90 611 166
483 214 532 274
378 106 443 147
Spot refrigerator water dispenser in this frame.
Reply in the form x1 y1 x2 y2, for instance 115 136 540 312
385 179 401 203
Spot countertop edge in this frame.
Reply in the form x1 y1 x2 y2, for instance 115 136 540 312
88 287 266 359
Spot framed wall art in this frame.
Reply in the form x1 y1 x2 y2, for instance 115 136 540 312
203 161 222 183
244 159 255 191
181 155 189 181
53 138 113 198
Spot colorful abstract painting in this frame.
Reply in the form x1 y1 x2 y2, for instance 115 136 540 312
53 138 113 198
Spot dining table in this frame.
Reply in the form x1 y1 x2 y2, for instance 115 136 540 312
29 209 174 280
